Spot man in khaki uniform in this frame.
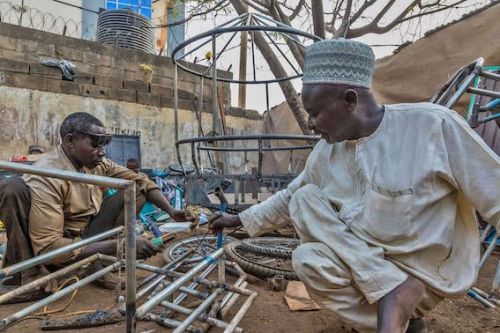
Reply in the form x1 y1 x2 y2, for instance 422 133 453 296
210 39 500 332
0 112 191 301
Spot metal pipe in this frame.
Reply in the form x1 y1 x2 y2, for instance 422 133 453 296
198 77 204 137
467 289 496 308
138 249 194 290
147 313 199 332
479 68 500 81
262 30 300 75
444 71 479 108
176 134 319 145
172 288 224 333
0 254 99 304
467 87 500 99
0 261 122 330
124 185 137 333
251 30 256 81
136 248 224 318
223 291 258 333
211 33 218 134
0 227 123 278
174 63 179 143
221 281 247 318
160 264 217 318
160 300 242 332
196 145 315 152
257 139 263 179
151 283 209 300
479 231 498 270
0 161 131 188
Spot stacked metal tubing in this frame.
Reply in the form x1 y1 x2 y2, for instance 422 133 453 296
0 161 257 332
135 248 258 332
0 161 137 332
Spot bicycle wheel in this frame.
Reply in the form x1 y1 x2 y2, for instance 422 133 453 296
240 237 299 258
224 241 298 280
163 235 236 268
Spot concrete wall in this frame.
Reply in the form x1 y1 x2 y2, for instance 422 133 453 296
0 22 264 168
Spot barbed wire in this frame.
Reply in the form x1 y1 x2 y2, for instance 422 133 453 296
0 1 98 39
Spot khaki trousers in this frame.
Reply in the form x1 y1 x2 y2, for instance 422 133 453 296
289 184 441 333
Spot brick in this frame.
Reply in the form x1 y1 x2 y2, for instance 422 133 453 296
123 69 140 81
0 58 29 73
178 98 194 111
82 51 100 65
93 74 123 89
161 95 173 108
151 76 172 86
17 40 55 57
107 88 137 103
74 72 93 84
82 84 108 99
29 63 62 79
0 71 15 86
97 66 122 77
123 80 149 93
46 79 83 95
0 36 18 51
46 79 62 93
55 46 83 62
12 73 48 91
178 89 196 100
137 92 161 106
60 80 82 95
150 84 172 96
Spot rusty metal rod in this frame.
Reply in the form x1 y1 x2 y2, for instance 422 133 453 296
0 254 100 305
0 161 131 188
172 288 224 333
0 261 122 330
223 291 258 333
0 227 123 278
136 249 224 318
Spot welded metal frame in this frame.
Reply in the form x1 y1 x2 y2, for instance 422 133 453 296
0 161 137 332
170 13 321 151
175 134 319 178
133 248 257 332
430 60 500 308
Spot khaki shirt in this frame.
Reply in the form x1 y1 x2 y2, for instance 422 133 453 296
24 146 158 263
240 103 500 296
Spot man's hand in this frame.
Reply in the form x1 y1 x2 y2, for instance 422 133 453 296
208 212 242 234
136 236 162 259
171 209 195 222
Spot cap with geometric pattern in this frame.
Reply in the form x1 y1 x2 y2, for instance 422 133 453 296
303 38 375 88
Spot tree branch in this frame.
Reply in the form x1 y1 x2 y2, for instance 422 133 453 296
334 0 354 38
241 0 271 15
154 0 229 27
311 0 326 39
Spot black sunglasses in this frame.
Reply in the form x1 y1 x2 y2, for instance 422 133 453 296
76 131 112 148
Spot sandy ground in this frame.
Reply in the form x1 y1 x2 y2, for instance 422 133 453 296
0 253 498 333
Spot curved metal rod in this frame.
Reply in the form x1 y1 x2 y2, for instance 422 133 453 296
172 25 321 84
176 134 319 146
197 145 315 152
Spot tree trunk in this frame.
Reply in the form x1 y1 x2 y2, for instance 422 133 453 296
229 0 310 134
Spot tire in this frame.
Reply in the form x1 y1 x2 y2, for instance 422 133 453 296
224 241 299 280
240 237 299 259
163 235 236 268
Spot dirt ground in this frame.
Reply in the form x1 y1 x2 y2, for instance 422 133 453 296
0 254 498 333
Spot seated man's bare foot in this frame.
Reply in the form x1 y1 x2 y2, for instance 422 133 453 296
377 276 425 333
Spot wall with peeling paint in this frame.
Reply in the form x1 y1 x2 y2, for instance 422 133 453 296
0 86 264 169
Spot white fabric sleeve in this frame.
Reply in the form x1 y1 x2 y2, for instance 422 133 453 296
238 172 305 237
440 110 500 229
